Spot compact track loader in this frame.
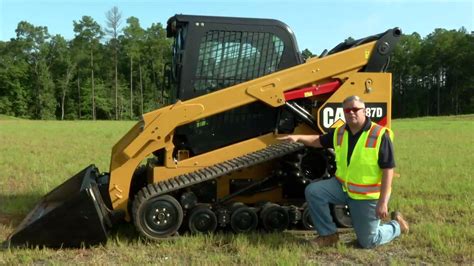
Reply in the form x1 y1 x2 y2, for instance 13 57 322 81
5 14 401 247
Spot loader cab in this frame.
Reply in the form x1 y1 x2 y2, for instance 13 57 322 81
165 15 303 155
166 14 303 101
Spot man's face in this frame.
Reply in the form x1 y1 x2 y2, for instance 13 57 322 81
343 100 366 127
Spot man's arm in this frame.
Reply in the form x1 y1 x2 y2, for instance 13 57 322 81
376 168 394 219
277 134 323 148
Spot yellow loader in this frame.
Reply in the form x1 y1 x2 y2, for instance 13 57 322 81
5 14 401 247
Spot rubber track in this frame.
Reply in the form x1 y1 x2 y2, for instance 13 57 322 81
139 141 305 199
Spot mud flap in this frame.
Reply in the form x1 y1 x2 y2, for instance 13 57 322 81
5 165 111 248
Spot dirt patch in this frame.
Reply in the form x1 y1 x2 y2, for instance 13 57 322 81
0 213 23 226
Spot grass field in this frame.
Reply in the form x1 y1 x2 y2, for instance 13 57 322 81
0 115 473 264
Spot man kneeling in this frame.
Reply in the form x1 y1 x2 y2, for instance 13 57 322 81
279 95 409 248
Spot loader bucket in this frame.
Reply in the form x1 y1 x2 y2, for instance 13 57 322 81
4 165 111 248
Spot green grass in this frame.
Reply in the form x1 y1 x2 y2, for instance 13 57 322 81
0 114 21 120
1 115 473 264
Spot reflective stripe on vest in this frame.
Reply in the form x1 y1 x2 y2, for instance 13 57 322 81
365 124 383 148
335 176 381 195
336 126 345 146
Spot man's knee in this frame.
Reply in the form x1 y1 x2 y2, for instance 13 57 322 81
304 182 323 200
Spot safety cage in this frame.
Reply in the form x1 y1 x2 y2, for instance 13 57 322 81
166 15 304 155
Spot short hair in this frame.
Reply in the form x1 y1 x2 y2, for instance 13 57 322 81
342 95 365 107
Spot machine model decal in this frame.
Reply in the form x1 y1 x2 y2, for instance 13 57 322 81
318 102 387 133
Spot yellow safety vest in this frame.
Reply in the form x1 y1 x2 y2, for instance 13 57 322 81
333 122 394 200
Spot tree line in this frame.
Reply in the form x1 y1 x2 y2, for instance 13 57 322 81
389 29 473 117
0 8 472 120
0 7 171 120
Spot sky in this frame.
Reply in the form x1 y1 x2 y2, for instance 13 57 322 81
0 0 473 54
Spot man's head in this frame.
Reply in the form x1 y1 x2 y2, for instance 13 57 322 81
342 95 366 128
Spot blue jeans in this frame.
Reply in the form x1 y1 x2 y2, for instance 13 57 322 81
305 177 401 248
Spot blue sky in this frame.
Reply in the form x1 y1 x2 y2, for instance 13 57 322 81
0 0 472 53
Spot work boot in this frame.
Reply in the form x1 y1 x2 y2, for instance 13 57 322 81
309 233 339 247
391 211 409 234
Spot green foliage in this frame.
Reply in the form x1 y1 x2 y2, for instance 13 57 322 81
9 21 56 119
0 10 172 120
76 79 114 119
73 16 104 46
123 16 145 58
34 61 56 119
390 29 474 117
143 22 173 106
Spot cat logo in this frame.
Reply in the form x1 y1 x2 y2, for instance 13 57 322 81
318 103 387 133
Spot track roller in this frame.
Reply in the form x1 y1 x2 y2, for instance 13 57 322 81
230 203 258 233
188 205 218 234
260 203 289 232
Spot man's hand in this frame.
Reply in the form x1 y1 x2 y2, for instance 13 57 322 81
277 135 299 143
376 200 388 219
377 168 394 220
276 134 322 148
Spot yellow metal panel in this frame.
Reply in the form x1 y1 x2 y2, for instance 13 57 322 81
152 133 278 182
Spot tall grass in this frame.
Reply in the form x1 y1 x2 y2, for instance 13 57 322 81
0 115 473 264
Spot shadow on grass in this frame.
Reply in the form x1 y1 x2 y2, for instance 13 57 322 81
0 193 44 227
